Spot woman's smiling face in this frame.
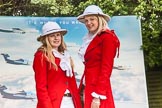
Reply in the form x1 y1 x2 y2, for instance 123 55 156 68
84 15 99 34
48 32 62 49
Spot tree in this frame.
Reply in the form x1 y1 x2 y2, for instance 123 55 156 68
30 0 74 16
133 0 162 71
0 0 32 15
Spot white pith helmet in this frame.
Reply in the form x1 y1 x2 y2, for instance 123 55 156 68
38 21 67 41
77 5 111 23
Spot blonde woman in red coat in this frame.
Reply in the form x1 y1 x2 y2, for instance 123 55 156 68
77 5 120 108
33 21 82 108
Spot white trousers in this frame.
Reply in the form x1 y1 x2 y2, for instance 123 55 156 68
60 96 75 108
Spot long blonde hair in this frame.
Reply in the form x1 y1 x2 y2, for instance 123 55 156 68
37 34 74 70
95 15 109 35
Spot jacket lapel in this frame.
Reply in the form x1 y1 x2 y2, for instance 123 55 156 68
85 34 102 56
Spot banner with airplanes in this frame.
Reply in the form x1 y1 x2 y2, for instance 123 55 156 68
0 16 148 108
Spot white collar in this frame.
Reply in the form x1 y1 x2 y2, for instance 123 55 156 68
52 49 73 77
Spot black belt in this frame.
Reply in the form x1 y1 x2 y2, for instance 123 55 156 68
64 93 72 97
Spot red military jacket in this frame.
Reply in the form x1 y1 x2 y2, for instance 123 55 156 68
79 29 120 108
33 51 82 108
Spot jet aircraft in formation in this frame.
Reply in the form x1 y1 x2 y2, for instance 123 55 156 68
0 28 25 34
1 53 30 65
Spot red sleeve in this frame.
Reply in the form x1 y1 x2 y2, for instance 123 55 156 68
95 32 118 95
33 51 53 108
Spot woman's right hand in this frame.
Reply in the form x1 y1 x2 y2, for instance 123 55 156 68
91 98 100 108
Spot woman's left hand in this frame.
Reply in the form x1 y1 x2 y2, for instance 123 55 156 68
91 98 100 108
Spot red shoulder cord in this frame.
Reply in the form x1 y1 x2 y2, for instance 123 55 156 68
111 30 120 58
